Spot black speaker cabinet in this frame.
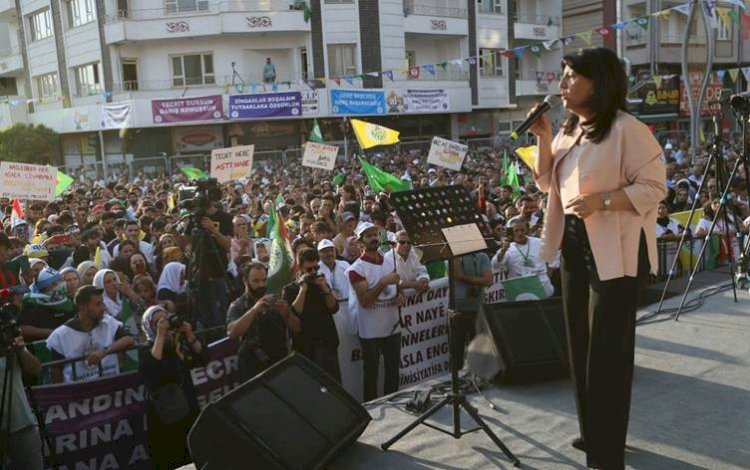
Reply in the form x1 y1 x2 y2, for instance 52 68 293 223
188 353 371 469
482 297 569 384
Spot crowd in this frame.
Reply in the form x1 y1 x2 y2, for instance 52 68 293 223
0 131 746 468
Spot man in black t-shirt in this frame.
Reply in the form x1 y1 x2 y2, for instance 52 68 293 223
282 248 340 382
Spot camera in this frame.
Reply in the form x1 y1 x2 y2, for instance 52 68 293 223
167 314 184 331
178 178 222 222
0 304 21 353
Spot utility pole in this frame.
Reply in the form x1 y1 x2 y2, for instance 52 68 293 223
681 0 714 157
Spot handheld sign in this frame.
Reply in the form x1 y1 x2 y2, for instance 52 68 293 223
210 145 254 183
302 142 338 171
427 137 468 171
0 162 57 201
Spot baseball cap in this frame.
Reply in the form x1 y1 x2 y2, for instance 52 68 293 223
355 221 377 238
24 244 49 259
341 211 356 223
34 267 61 292
317 239 335 251
74 285 104 306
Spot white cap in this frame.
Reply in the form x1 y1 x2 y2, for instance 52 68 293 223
355 221 377 238
664 143 673 150
317 239 335 251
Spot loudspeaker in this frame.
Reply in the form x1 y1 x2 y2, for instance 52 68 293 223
480 297 569 384
188 353 371 470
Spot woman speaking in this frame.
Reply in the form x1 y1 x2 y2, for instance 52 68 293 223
529 48 666 469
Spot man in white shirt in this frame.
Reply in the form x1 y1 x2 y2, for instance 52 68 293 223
47 285 135 383
113 220 155 264
317 239 350 301
386 230 429 294
493 220 554 298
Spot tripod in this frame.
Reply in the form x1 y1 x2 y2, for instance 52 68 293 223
381 186 520 467
656 115 740 318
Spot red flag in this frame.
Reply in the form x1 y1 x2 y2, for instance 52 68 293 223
409 66 420 79
11 198 23 220
743 14 750 40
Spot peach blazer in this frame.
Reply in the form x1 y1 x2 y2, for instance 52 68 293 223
535 111 667 281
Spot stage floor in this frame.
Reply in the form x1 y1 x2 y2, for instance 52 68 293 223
330 272 750 470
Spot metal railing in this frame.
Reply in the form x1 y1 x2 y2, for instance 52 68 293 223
106 0 304 22
403 0 467 19
111 74 309 94
405 69 469 81
0 45 20 58
514 14 560 26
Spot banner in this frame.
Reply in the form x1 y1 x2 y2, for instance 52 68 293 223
401 89 450 113
331 90 386 115
301 89 320 115
152 95 223 124
31 339 240 469
101 103 134 129
302 142 338 170
0 162 57 201
229 92 302 119
427 136 468 171
211 145 254 183
638 75 680 116
680 74 725 117
172 125 224 153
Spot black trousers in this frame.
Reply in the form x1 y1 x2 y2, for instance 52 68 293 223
561 215 646 470
360 334 401 401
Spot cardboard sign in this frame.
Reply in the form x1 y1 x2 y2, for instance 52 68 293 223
427 136 468 171
0 162 57 201
301 142 338 171
210 145 254 183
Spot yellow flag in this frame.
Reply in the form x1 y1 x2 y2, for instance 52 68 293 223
350 119 400 149
168 193 176 211
729 68 740 83
653 75 663 89
671 209 703 230
94 247 102 269
699 127 706 144
515 145 538 170
716 7 732 31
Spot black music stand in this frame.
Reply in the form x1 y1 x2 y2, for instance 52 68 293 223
380 186 521 467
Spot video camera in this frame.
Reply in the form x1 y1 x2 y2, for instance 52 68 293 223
178 178 222 222
0 303 21 354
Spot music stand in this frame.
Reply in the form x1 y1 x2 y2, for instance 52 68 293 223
380 186 521 467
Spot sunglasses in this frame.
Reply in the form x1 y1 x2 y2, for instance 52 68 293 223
397 240 412 245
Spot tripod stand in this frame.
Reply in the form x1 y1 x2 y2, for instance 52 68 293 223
380 186 520 467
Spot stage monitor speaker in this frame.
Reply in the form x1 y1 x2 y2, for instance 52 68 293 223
481 297 569 384
188 353 371 470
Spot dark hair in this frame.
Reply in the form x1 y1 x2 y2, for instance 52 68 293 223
243 261 267 280
0 233 9 249
75 285 103 308
561 48 628 144
296 247 319 265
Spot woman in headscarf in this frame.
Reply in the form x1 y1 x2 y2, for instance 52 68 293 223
139 305 206 470
157 262 189 318
59 267 80 298
76 261 98 286
154 233 180 274
93 269 143 337
342 235 361 263
18 267 76 341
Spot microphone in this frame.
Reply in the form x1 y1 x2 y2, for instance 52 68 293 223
730 92 750 114
510 95 561 141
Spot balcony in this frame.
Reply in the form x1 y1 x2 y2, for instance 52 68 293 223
0 47 22 77
403 0 467 18
0 0 15 19
104 0 310 45
514 15 560 41
0 96 28 130
515 72 560 97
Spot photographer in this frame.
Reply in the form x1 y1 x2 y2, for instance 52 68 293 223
452 251 492 370
227 263 299 381
139 305 206 469
282 248 340 381
184 188 233 330
0 302 44 470
492 220 555 298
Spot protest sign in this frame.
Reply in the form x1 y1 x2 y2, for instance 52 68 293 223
210 145 254 183
427 136 469 171
302 142 338 170
0 162 57 201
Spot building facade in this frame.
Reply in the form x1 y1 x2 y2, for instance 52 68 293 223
0 0 563 172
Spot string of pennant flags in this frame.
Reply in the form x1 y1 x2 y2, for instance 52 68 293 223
4 0 749 109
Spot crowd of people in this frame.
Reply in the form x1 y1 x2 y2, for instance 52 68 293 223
0 127 746 468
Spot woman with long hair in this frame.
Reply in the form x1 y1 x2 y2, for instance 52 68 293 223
529 48 666 469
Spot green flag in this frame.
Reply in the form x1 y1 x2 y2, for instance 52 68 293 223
332 172 346 186
180 166 209 180
506 161 521 191
359 158 412 193
309 119 324 143
502 275 549 301
55 171 74 197
266 203 294 296
303 0 312 22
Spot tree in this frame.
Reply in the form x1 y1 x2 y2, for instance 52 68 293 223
0 123 60 164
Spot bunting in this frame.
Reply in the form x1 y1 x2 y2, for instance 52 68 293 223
729 68 740 83
578 31 593 46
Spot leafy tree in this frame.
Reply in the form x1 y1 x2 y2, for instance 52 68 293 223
0 123 60 164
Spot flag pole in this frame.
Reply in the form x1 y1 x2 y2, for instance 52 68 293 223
343 116 349 161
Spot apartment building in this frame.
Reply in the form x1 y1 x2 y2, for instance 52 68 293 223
0 0 563 169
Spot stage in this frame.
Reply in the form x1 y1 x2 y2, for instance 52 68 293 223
182 271 750 469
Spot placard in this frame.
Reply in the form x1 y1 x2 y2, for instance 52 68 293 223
302 142 338 171
210 145 254 183
0 162 57 201
441 223 487 256
427 136 468 171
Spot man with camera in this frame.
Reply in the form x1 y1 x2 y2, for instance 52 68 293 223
47 285 135 383
227 262 300 381
0 301 44 470
184 188 233 329
493 219 555 298
282 247 340 381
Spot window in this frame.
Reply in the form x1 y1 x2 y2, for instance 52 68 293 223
35 73 60 101
479 49 503 77
74 63 101 96
165 0 209 14
479 0 503 14
405 50 417 68
328 44 357 77
300 48 309 80
68 0 95 28
171 53 214 86
29 9 53 42
122 58 138 91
